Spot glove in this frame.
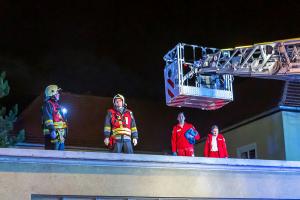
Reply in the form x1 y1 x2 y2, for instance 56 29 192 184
50 130 57 139
132 138 138 146
104 137 110 146
172 152 177 156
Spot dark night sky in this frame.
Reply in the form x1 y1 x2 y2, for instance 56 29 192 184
0 1 299 127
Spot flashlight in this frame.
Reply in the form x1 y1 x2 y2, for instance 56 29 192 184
62 107 68 114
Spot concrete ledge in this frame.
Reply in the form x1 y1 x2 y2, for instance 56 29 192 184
0 148 300 199
1 148 300 172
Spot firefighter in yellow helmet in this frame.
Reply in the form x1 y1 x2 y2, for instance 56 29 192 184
103 94 138 153
42 85 68 150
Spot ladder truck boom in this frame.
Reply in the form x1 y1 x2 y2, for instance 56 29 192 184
163 38 300 110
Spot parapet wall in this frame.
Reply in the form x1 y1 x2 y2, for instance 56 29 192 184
0 148 300 199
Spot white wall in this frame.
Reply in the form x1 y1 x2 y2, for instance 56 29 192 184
195 111 286 160
1 148 300 200
282 111 300 161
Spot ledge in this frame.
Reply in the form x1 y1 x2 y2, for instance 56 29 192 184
1 148 300 199
1 148 300 173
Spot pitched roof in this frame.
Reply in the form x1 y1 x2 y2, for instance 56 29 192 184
15 93 183 153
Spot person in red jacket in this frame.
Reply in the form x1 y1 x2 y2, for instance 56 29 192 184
171 112 200 156
204 125 228 158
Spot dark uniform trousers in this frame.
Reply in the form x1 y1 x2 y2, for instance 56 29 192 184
113 138 133 154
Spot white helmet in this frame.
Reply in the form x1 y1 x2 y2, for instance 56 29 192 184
113 94 126 106
44 85 61 99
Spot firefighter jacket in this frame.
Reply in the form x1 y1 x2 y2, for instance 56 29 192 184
42 99 67 136
204 134 228 158
104 108 138 140
171 122 200 153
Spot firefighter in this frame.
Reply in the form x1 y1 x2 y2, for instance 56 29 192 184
171 112 200 156
204 125 228 158
103 94 138 153
42 85 68 150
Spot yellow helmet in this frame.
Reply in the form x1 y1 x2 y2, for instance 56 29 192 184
113 94 125 105
44 85 61 98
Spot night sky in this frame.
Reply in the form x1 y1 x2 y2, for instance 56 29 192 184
0 1 299 121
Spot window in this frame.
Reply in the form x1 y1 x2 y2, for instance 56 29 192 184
237 143 257 159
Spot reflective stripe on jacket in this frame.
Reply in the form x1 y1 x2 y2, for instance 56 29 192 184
42 99 67 135
104 108 138 139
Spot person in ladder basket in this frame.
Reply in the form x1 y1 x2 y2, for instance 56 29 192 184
103 94 138 153
42 85 68 150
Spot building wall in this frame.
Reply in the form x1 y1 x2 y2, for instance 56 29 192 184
282 111 300 161
1 148 300 200
195 111 285 160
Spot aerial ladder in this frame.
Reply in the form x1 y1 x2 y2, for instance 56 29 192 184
163 38 300 110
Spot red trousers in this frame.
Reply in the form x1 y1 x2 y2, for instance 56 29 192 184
177 148 194 156
208 151 220 158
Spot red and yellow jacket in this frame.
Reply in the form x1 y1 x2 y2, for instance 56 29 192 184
42 99 67 135
104 108 138 139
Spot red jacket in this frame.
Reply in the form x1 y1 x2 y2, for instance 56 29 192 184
204 134 228 158
171 122 200 152
104 108 138 138
42 99 67 134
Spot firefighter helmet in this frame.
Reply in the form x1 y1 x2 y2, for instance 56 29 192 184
44 85 61 99
113 94 125 106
